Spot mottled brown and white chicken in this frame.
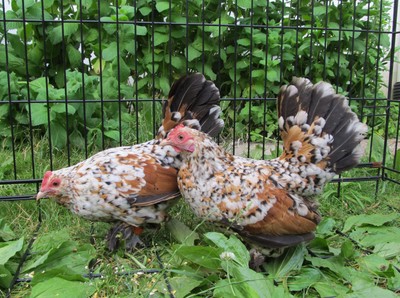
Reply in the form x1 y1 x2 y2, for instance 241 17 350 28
161 77 368 253
36 73 224 250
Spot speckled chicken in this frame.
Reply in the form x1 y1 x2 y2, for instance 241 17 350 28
161 77 368 252
36 73 224 251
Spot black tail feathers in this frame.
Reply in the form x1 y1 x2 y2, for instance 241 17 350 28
158 73 224 138
278 77 368 174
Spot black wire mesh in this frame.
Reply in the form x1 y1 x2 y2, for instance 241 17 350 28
0 0 399 294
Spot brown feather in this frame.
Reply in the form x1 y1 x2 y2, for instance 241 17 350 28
139 162 179 196
161 96 176 133
244 188 319 235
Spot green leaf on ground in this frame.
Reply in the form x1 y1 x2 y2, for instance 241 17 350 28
343 213 399 232
168 276 202 298
264 245 305 278
0 237 24 265
205 232 250 267
166 219 199 246
373 242 400 259
174 245 222 270
30 277 96 298
0 264 13 288
288 267 322 291
0 219 16 242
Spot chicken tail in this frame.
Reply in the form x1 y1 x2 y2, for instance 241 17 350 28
277 77 368 175
157 73 224 138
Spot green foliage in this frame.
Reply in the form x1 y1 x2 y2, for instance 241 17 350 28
0 224 97 296
0 0 395 151
170 226 286 297
1 186 399 297
165 215 400 297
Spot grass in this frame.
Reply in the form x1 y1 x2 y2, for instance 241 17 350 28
0 139 399 298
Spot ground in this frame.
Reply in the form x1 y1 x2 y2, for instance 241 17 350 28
0 141 399 297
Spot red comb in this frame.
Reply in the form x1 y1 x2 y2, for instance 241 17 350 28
41 171 53 187
168 124 186 138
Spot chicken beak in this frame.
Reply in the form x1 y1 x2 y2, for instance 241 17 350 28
36 191 46 201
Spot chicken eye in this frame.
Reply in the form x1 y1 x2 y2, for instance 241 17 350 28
178 134 184 141
52 181 59 187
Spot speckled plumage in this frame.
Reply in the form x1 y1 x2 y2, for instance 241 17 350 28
163 77 368 250
37 73 224 250
44 141 181 225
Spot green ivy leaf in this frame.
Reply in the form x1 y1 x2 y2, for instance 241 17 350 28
48 24 79 45
67 45 81 68
187 45 202 62
112 57 131 82
102 42 118 61
139 6 152 16
49 122 67 149
124 25 148 36
0 105 9 119
30 104 49 126
170 56 185 69
251 69 264 78
69 130 85 148
16 0 35 11
51 104 76 115
202 63 216 81
104 130 120 141
120 5 135 18
100 17 117 35
153 32 169 47
156 2 174 13
158 76 170 96
313 6 327 16
237 38 250 46
30 77 47 94
237 0 252 9
42 0 54 9
26 3 53 20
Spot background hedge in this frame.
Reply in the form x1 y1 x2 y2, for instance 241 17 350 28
0 0 394 150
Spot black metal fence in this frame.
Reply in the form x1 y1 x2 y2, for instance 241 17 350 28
0 0 399 294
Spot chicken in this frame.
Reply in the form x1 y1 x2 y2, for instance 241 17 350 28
161 77 368 254
36 73 224 251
